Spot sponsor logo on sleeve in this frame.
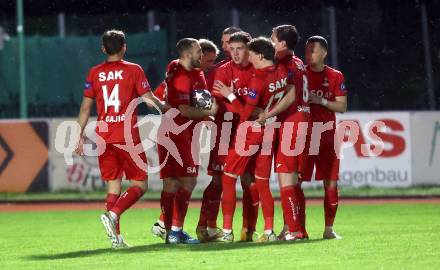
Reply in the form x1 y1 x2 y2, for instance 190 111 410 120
84 81 92 90
340 82 347 92
142 80 150 89
248 89 258 99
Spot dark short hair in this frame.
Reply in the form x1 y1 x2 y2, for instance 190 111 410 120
247 37 275 61
176 38 199 57
272 25 300 50
102 29 126 55
306 35 328 51
228 31 252 45
198 38 219 55
222 26 242 36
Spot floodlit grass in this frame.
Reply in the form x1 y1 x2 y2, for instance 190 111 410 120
1 203 440 269
2 186 440 201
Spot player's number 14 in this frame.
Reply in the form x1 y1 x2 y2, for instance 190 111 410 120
102 84 121 113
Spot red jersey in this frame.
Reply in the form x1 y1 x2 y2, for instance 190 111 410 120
83 60 151 143
241 64 293 122
214 58 230 69
214 61 255 103
153 81 166 101
207 58 230 90
154 59 214 101
213 61 255 116
165 60 207 125
276 54 309 120
306 65 347 123
205 67 217 90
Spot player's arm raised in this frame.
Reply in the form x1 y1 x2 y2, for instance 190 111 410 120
75 96 94 155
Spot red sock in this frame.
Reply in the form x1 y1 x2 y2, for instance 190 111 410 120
159 213 164 223
221 174 237 230
248 183 259 232
106 193 120 234
111 186 144 216
206 181 222 228
255 179 274 231
324 186 339 226
280 186 301 233
172 188 192 228
198 180 221 228
241 181 251 230
160 191 175 230
295 184 307 233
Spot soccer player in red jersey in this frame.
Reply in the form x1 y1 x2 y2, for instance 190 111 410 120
215 37 296 242
153 39 219 102
151 39 220 240
197 27 242 92
217 27 242 66
74 30 166 249
157 38 218 244
268 25 311 240
199 38 220 88
197 31 260 242
302 36 347 240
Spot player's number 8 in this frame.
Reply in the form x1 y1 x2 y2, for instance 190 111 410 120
302 74 309 102
102 84 121 113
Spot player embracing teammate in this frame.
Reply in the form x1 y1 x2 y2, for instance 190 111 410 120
157 38 218 244
216 36 297 242
75 27 347 249
262 25 311 241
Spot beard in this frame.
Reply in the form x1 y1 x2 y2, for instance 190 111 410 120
191 58 201 68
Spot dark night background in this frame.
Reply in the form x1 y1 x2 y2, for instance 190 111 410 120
0 0 439 117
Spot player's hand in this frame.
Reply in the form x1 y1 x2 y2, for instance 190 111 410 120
256 111 268 125
161 101 171 112
250 107 264 119
309 93 322 105
213 80 233 98
207 101 219 116
74 137 84 156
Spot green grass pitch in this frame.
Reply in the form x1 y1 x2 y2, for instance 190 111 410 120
1 203 439 269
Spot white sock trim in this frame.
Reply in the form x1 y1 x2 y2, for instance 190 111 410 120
171 226 182 232
157 219 165 227
109 211 118 221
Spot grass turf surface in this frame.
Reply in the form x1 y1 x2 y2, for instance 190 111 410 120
1 203 440 269
2 186 440 201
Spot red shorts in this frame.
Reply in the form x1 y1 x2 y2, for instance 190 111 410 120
208 146 226 175
275 112 311 174
98 143 148 181
157 129 199 179
301 130 339 181
223 125 274 179
207 119 238 176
